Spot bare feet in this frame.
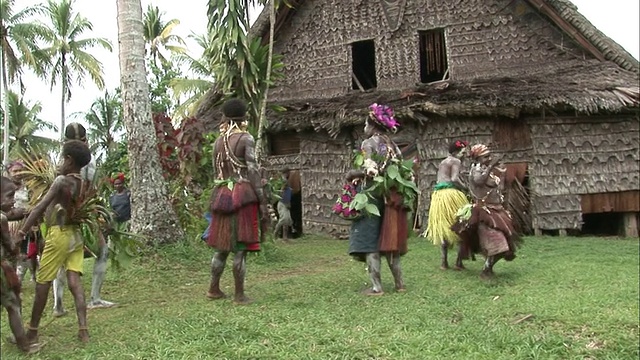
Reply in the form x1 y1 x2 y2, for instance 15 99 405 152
53 309 68 318
362 288 384 296
23 341 45 354
480 270 495 279
440 263 449 270
87 299 117 309
395 286 407 293
453 264 466 271
26 329 38 345
78 329 90 343
206 291 227 300
233 295 253 305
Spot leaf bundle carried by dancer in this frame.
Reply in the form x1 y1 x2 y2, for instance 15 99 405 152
14 149 141 269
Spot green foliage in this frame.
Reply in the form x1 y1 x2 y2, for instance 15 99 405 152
99 141 130 186
35 0 113 98
206 0 286 127
149 61 181 115
143 4 186 66
0 91 58 158
83 89 124 160
349 151 420 217
0 0 50 82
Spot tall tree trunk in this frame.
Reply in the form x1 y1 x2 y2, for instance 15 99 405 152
255 0 276 164
60 56 67 142
1 47 9 166
116 0 184 244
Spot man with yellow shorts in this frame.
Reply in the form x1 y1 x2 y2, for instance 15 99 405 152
36 226 84 284
18 140 92 344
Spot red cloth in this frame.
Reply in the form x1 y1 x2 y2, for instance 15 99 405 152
27 241 38 259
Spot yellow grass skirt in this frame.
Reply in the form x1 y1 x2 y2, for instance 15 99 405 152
423 188 469 246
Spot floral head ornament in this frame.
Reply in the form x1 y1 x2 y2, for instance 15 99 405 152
368 103 399 133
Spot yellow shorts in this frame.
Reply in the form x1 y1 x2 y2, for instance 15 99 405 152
36 226 84 284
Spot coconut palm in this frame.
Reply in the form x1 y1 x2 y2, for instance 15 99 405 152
83 90 123 157
0 0 50 164
0 90 58 158
117 0 184 244
143 4 186 66
35 0 113 141
170 32 216 119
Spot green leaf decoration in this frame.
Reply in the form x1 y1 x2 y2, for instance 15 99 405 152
386 165 399 180
365 203 380 217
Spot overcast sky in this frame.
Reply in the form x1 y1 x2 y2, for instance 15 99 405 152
15 0 640 140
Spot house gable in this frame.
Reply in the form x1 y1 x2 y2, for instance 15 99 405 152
252 0 638 103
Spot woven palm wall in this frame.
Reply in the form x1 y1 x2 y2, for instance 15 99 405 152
528 114 640 230
267 0 590 102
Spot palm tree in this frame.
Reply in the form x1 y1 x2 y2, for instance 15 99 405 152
0 90 58 158
170 32 216 119
83 90 123 158
143 4 186 66
36 0 113 141
116 0 184 244
206 0 285 158
0 0 50 164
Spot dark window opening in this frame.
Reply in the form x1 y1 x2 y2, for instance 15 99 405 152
581 212 625 237
270 132 300 155
419 29 448 83
351 40 377 90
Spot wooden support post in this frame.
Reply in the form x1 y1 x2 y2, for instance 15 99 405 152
351 72 366 92
621 212 639 238
558 229 567 237
534 228 542 236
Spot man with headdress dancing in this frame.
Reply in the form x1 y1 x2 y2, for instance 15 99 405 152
52 122 116 316
347 103 411 295
452 144 521 278
207 98 268 304
423 140 470 270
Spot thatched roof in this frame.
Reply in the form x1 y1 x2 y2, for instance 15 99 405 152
250 0 639 73
198 0 640 134
261 60 639 137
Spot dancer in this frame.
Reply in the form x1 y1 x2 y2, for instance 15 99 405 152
207 98 268 304
347 103 411 295
452 144 521 278
1 177 43 354
52 122 115 315
423 140 470 270
18 140 92 343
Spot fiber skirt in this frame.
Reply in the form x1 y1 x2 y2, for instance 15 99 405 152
452 204 521 260
424 188 469 246
208 203 260 252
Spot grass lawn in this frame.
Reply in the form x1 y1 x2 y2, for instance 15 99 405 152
1 235 638 360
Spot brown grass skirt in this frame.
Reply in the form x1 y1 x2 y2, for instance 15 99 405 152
452 204 520 260
378 190 409 255
207 203 260 252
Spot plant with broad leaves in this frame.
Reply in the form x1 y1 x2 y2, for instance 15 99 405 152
153 112 180 178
